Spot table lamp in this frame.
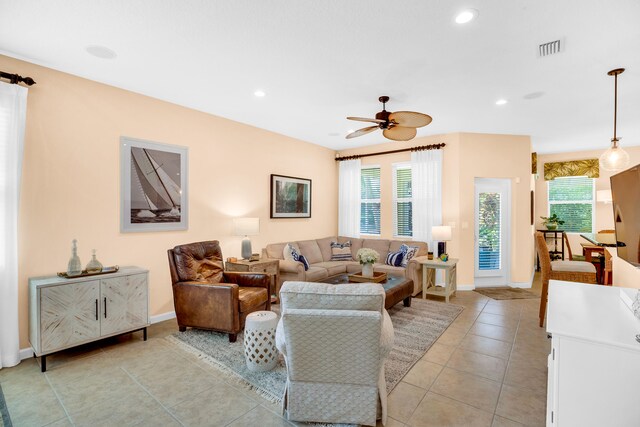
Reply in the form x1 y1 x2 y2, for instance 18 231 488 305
233 217 260 260
432 225 452 258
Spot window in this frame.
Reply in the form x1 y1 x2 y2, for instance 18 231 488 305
360 166 380 235
393 164 412 237
547 176 595 233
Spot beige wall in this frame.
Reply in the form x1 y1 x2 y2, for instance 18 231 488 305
338 132 534 286
2 55 338 348
534 146 640 256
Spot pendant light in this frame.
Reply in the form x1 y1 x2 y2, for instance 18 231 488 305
599 68 630 172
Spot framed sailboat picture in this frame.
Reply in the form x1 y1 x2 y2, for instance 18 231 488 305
120 137 188 232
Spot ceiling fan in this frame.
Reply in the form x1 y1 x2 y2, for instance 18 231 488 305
346 96 432 141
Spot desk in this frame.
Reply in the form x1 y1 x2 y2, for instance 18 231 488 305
416 258 458 303
580 232 617 247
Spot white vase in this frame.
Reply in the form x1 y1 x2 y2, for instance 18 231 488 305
362 263 374 278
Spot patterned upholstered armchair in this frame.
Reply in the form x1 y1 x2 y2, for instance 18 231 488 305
168 240 270 342
275 281 394 426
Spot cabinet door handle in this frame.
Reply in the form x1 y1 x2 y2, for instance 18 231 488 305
104 297 107 318
95 299 98 320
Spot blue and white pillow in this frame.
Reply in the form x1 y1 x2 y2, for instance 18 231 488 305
400 244 419 268
330 241 353 261
291 247 310 271
385 250 404 267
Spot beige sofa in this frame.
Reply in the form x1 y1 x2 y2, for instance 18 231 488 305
262 236 428 296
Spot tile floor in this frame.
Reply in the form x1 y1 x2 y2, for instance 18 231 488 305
0 276 548 427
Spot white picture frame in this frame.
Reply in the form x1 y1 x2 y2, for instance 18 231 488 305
120 136 188 232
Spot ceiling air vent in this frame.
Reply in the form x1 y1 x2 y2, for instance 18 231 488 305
539 39 561 57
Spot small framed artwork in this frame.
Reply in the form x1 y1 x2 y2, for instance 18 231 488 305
270 174 311 218
120 136 188 232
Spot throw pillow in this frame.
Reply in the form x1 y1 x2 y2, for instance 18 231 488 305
385 250 404 267
330 241 353 261
400 244 419 268
287 244 310 271
283 243 296 261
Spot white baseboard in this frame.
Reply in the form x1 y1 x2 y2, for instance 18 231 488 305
458 284 475 291
510 270 535 289
19 347 33 360
19 311 177 361
150 311 176 324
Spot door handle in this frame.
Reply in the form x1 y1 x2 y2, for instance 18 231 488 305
104 297 107 318
95 299 98 320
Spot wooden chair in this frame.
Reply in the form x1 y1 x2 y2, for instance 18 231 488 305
536 232 597 327
603 249 613 285
563 233 586 261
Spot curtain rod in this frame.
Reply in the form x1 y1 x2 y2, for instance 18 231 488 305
335 143 445 161
0 71 36 86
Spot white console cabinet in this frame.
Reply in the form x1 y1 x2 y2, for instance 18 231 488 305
547 280 640 426
29 266 149 371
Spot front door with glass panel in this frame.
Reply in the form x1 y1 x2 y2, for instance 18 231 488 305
474 178 511 287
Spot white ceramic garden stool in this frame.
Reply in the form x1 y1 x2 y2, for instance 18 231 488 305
244 310 279 372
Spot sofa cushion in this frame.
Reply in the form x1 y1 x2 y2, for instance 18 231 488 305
330 241 353 261
312 261 348 276
346 262 362 274
373 263 406 276
297 239 324 264
362 239 390 260
339 236 363 259
316 236 338 262
304 266 329 282
389 240 428 257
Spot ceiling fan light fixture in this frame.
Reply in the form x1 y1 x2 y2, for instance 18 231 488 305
455 9 478 24
254 90 266 97
599 68 630 172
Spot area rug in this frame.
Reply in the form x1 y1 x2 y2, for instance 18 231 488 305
0 384 11 427
474 287 540 300
165 298 463 404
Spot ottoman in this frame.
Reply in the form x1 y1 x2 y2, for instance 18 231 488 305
244 310 278 371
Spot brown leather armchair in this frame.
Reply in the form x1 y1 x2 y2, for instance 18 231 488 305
168 241 271 342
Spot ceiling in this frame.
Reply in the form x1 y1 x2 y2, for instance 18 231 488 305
1 0 639 154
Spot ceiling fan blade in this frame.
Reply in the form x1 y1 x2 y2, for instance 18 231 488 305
389 111 432 128
383 126 417 141
347 116 386 124
346 125 379 139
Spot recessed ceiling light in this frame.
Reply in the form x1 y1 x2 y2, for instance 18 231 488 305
254 90 266 97
495 99 508 106
523 91 545 100
85 45 117 59
455 9 478 24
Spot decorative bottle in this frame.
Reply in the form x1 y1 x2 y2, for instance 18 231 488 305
67 239 82 277
85 249 103 274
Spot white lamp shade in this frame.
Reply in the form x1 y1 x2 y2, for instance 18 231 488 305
432 225 452 241
596 189 613 203
233 217 260 236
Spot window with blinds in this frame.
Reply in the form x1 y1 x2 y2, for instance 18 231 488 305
393 164 412 237
478 192 501 270
360 166 381 235
548 176 594 233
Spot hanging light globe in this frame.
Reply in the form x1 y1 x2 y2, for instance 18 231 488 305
600 68 630 172
600 139 630 172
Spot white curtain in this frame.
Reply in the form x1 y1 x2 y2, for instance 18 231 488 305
0 82 28 369
338 159 361 237
411 149 442 251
